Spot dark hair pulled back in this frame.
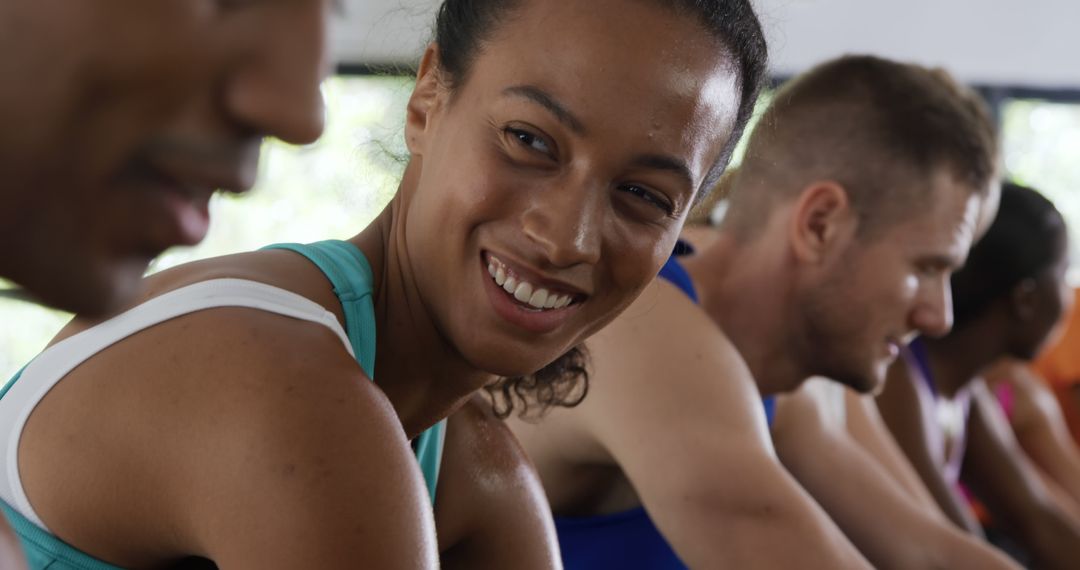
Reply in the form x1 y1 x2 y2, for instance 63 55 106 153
951 182 1067 329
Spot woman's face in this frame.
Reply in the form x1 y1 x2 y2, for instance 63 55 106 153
403 0 742 375
1018 235 1073 360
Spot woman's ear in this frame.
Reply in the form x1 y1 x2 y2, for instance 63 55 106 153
789 181 856 265
1011 278 1039 320
405 43 446 156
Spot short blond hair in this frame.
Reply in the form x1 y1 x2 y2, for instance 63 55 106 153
725 55 999 240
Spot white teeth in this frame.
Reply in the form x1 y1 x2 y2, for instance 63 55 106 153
528 289 549 309
514 282 534 303
487 255 577 311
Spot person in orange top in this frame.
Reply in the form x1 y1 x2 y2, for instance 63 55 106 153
1032 288 1080 445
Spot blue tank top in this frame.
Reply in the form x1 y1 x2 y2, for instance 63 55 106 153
556 246 774 570
0 240 445 570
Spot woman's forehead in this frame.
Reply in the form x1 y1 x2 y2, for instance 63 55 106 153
461 0 740 176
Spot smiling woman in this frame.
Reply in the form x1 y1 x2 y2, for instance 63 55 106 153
0 0 767 568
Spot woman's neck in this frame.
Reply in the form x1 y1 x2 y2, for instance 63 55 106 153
350 168 496 439
922 323 1003 399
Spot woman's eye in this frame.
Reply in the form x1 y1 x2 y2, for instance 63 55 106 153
619 184 674 216
506 127 553 156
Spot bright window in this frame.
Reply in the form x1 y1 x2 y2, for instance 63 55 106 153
1001 99 1080 283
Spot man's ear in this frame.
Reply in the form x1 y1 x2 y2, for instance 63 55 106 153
789 181 856 265
405 43 446 156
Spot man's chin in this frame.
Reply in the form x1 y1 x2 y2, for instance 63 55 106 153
862 373 889 396
830 366 884 395
29 258 147 318
862 364 890 395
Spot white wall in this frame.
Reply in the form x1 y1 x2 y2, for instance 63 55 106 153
757 0 1080 88
330 0 1080 89
330 0 436 68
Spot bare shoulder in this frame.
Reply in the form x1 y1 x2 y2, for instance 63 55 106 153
511 277 764 470
574 276 776 490
986 360 1061 424
24 305 434 567
442 396 542 492
587 278 757 408
177 310 437 567
436 397 559 570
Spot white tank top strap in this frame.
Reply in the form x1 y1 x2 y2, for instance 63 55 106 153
0 278 353 530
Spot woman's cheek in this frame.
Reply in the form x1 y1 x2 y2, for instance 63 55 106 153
616 230 675 299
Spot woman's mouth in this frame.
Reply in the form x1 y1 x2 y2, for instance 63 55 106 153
486 254 579 311
480 252 586 335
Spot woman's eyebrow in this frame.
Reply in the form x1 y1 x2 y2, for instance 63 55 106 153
502 85 586 135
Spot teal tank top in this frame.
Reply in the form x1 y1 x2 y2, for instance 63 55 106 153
0 240 446 569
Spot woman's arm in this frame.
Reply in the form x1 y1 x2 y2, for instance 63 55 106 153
435 397 561 570
876 360 985 535
963 380 1080 570
993 363 1080 509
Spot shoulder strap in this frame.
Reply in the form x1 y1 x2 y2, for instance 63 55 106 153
0 278 353 539
2 501 125 570
413 421 447 504
263 240 377 378
0 367 24 401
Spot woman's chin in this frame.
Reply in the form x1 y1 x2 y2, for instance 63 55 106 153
464 343 574 379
